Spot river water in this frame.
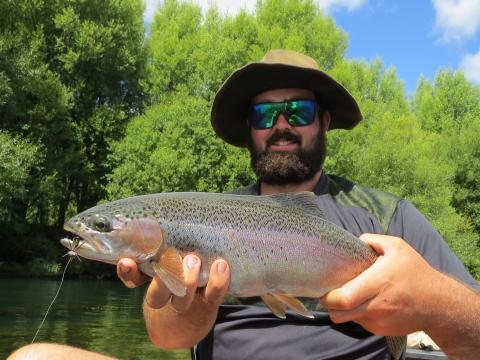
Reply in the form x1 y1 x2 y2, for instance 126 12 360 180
0 277 190 359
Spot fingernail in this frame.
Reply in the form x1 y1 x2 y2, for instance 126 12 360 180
120 263 130 274
185 255 198 270
217 260 227 274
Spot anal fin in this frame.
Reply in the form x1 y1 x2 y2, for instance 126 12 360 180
152 247 186 297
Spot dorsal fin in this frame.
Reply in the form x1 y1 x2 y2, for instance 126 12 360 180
266 192 325 218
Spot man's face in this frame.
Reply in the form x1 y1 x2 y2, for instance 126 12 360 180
248 88 330 185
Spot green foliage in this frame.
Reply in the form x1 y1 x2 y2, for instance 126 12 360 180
414 70 480 133
108 0 348 198
0 132 44 222
0 0 147 229
412 71 480 276
326 59 409 179
1 0 479 278
147 0 347 102
0 259 62 277
105 0 480 277
450 116 480 276
106 91 254 198
0 222 63 263
256 0 346 69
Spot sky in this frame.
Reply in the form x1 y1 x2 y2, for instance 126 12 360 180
144 0 480 93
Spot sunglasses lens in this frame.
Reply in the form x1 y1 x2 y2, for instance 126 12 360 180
287 100 316 126
249 99 317 129
249 103 281 129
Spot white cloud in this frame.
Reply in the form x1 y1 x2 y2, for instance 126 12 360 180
316 0 368 13
432 0 480 42
460 50 480 83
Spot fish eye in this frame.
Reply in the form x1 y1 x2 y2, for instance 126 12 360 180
93 216 111 232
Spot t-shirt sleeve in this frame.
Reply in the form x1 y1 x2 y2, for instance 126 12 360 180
387 199 480 292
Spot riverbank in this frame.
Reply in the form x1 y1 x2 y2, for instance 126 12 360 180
0 259 117 279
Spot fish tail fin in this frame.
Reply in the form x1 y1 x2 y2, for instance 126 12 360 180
386 336 407 360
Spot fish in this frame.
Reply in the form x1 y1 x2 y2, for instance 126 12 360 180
61 191 405 359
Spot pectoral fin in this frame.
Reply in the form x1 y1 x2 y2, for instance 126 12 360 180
261 292 314 319
152 247 186 297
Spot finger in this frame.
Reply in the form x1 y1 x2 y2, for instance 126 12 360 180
170 255 201 312
329 304 395 336
327 299 371 324
203 259 230 304
359 233 401 255
117 258 150 288
145 275 172 309
320 261 382 311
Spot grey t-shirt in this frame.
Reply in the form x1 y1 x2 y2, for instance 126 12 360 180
193 174 479 360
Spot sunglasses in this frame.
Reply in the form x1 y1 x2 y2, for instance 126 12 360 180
248 99 318 129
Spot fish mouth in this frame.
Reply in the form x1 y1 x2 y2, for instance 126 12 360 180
60 237 96 254
62 222 118 264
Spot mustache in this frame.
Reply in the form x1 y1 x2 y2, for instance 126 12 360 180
266 131 301 147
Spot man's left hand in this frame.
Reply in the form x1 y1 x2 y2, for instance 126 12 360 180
320 233 441 336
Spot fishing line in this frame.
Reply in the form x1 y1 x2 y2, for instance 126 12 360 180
31 255 74 343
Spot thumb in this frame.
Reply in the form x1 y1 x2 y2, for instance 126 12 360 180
358 233 392 255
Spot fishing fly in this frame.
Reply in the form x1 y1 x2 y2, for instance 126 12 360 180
31 237 83 343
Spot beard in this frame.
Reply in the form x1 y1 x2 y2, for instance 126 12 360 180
248 130 327 185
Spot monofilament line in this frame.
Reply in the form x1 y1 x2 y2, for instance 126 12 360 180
31 256 73 343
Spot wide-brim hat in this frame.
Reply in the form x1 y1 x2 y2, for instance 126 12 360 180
211 49 362 147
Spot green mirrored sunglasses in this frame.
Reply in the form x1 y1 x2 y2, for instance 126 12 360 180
248 99 317 129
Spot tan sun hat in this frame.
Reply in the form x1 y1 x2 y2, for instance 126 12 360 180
211 49 363 147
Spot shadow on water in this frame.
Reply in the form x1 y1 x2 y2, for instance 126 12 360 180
0 278 190 359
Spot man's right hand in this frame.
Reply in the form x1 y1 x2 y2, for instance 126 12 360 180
116 255 230 349
117 258 150 288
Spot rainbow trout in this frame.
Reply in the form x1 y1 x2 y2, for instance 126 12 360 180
61 191 405 358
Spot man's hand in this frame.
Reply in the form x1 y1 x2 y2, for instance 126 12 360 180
320 233 441 336
117 258 150 288
320 233 480 359
116 255 230 349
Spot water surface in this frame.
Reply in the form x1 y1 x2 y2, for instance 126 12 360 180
0 277 189 359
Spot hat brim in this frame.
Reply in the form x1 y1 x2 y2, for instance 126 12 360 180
211 63 362 147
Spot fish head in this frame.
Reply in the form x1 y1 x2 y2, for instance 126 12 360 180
61 198 166 265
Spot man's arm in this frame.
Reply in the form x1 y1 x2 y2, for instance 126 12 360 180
425 272 480 359
320 234 480 360
117 256 230 349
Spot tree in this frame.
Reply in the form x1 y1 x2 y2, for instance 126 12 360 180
0 131 44 222
412 70 480 277
414 70 480 133
0 0 147 228
106 91 254 198
107 0 349 197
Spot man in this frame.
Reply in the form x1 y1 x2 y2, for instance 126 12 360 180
123 50 480 360
9 50 480 359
